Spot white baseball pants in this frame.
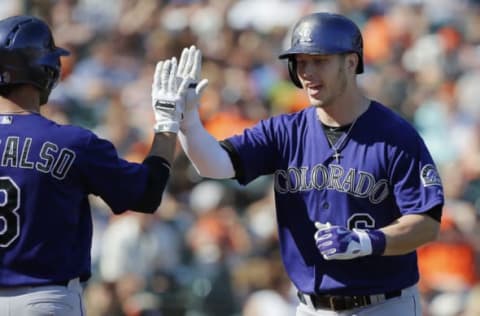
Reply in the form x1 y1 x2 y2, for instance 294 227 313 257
0 278 85 316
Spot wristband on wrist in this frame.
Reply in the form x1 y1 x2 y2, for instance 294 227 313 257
154 122 179 133
367 229 386 255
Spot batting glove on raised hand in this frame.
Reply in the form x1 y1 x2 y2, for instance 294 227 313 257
176 45 208 132
314 222 386 260
152 58 191 133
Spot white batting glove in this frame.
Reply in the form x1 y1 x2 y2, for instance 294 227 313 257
152 58 190 133
314 222 373 260
176 45 208 132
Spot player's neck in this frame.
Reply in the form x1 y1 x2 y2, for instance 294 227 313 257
316 93 369 127
0 86 40 114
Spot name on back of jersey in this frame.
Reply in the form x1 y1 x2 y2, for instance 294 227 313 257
0 135 75 180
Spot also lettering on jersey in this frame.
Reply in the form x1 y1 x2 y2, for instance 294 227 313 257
0 136 76 180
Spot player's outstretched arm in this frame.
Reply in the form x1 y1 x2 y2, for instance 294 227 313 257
133 57 191 213
176 45 235 179
147 57 189 163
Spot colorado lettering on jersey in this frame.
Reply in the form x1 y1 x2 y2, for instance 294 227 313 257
0 136 76 180
274 163 389 204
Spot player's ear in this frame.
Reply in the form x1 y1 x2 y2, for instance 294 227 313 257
345 53 358 74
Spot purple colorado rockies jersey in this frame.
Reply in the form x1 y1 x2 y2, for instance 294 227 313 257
226 101 444 295
0 113 150 286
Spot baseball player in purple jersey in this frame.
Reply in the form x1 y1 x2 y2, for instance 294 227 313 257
0 15 192 315
171 12 444 316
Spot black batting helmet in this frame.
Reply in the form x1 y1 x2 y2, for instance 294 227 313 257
279 12 363 88
0 15 70 104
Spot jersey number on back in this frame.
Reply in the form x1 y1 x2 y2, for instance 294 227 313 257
0 177 20 247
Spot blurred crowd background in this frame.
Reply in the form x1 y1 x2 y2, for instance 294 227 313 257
5 0 480 315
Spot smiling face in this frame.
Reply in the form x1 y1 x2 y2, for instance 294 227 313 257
295 53 356 108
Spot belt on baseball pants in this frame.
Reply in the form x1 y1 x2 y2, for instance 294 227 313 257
0 278 81 292
297 289 402 311
50 278 79 287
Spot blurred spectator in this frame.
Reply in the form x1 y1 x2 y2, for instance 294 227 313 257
238 257 296 316
83 280 124 316
99 212 182 283
183 180 251 315
463 284 480 316
414 81 476 165
418 214 478 294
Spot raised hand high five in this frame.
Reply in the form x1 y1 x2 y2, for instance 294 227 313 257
176 45 208 132
151 58 191 133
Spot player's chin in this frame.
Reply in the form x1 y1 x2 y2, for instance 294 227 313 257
307 90 325 104
309 96 326 108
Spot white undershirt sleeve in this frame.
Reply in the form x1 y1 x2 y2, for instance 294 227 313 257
178 111 236 179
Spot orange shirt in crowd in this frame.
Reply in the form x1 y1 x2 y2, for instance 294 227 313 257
417 215 478 293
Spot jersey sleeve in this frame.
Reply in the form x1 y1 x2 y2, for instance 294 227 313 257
80 133 149 214
224 118 279 185
389 135 444 215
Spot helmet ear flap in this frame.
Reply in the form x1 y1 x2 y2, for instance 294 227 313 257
355 53 363 74
288 58 302 88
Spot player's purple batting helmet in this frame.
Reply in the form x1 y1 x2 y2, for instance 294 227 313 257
279 12 363 88
0 15 70 104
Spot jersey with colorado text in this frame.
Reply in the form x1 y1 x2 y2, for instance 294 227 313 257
225 101 444 295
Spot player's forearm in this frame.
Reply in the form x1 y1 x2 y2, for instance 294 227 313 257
148 132 177 165
129 132 176 213
179 124 235 179
380 214 440 256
